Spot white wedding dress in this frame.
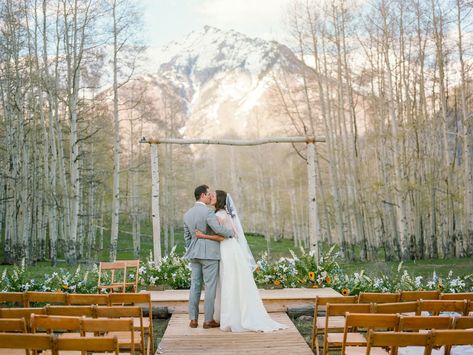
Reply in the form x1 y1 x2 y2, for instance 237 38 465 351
213 209 287 332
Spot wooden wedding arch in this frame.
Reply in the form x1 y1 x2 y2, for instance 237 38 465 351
140 136 325 263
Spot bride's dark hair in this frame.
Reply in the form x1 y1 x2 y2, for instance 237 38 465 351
215 190 227 211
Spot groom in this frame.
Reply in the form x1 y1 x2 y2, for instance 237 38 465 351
183 184 233 329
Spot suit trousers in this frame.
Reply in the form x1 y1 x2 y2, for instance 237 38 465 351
189 258 219 322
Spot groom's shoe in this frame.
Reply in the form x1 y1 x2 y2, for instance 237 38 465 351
189 320 198 328
203 320 220 329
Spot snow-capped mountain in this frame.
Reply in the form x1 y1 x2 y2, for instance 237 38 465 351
152 26 305 138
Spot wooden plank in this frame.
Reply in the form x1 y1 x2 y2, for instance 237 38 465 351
158 313 313 354
149 287 341 313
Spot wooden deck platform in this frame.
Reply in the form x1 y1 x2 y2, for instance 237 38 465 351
150 287 341 313
158 312 313 354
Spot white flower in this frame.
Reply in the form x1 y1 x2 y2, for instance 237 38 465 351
415 276 423 288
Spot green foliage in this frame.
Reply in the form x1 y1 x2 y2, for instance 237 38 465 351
1 248 472 295
139 247 191 289
1 262 98 293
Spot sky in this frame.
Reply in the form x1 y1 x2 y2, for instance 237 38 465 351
141 0 293 49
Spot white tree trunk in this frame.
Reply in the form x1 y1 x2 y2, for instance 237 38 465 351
307 141 320 258
150 144 162 263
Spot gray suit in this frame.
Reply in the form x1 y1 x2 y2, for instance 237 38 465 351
183 202 233 322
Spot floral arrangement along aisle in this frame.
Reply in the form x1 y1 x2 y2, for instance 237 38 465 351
1 246 472 294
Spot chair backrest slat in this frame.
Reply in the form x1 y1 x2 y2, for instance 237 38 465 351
399 315 454 331
431 329 473 346
31 314 82 333
0 307 46 324
325 303 372 317
95 305 142 318
81 317 133 333
366 330 432 355
400 290 440 301
0 333 52 350
54 335 119 354
373 301 420 315
358 292 400 303
440 292 473 301
67 293 110 305
345 312 399 329
0 292 26 307
454 316 473 329
25 291 67 307
419 300 468 315
108 292 150 305
0 318 27 333
45 305 95 317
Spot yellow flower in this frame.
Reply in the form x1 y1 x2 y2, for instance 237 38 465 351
312 284 319 288
308 272 315 281
255 266 261 273
62 284 69 290
341 288 350 296
325 276 332 284
437 283 444 290
298 279 304 284
274 279 281 286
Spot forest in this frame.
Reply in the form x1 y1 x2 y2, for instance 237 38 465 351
0 0 472 266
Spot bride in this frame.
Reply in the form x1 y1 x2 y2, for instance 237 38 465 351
196 190 287 332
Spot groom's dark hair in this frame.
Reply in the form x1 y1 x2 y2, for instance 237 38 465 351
194 184 209 200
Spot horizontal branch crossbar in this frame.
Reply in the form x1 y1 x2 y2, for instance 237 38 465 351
139 136 325 145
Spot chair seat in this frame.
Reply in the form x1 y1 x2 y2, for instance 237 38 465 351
345 346 389 355
108 330 142 345
133 317 150 329
316 316 346 329
327 332 367 346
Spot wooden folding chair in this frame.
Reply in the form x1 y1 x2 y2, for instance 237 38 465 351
357 292 400 304
372 301 420 315
400 290 440 301
0 292 26 307
365 330 432 355
96 306 145 354
81 318 134 353
431 329 473 355
341 313 399 355
419 300 468 316
310 296 358 354
398 315 454 332
0 333 52 355
53 335 119 354
30 314 82 337
25 292 67 307
322 303 372 355
440 292 473 301
97 260 139 293
66 293 110 306
45 305 95 318
109 292 153 355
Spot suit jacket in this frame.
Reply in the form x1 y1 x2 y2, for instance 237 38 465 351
183 202 233 260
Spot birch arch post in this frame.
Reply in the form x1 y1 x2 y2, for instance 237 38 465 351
140 136 325 263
